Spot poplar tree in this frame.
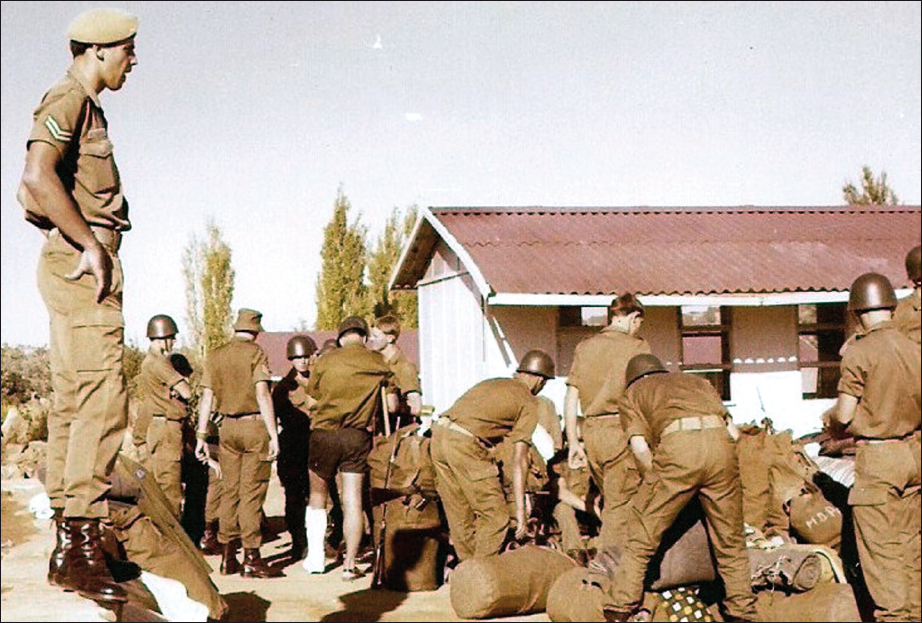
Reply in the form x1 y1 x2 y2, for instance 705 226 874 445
315 187 370 329
367 205 419 327
182 217 235 361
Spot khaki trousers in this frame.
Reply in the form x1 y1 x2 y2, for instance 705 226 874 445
850 436 921 622
217 419 271 549
38 234 127 519
604 427 757 621
582 416 641 548
430 425 508 561
147 418 184 519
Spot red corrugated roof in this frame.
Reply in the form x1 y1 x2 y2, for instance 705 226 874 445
398 206 920 295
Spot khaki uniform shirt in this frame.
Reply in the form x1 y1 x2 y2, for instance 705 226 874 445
201 337 270 416
892 289 921 345
386 347 421 396
139 350 187 421
443 377 539 447
25 69 129 231
620 372 729 450
567 327 651 417
838 322 922 440
307 342 394 432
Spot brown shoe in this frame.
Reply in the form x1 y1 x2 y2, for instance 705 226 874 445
58 519 127 604
220 541 240 575
240 548 283 578
199 520 222 556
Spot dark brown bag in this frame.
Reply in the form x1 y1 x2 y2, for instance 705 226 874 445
372 493 445 592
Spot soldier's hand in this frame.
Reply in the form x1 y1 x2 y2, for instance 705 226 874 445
568 442 588 469
65 245 113 303
267 437 279 461
195 438 210 464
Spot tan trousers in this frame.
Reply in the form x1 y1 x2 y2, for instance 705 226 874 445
217 419 271 549
38 233 127 519
851 436 921 622
430 425 508 561
582 416 641 548
147 418 184 519
604 427 757 620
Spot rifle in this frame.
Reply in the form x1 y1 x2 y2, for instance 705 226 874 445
371 413 401 588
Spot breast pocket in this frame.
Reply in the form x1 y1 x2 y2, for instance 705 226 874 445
78 132 120 193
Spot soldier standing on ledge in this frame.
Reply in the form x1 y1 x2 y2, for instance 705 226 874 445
17 7 139 605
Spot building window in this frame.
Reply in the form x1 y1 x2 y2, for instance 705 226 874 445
559 306 608 327
798 303 846 399
680 305 731 400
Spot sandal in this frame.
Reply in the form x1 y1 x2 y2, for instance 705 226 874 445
341 567 366 582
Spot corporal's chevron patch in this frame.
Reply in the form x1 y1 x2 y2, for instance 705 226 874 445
44 116 72 142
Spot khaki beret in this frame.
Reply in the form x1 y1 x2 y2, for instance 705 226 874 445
337 315 369 340
67 8 139 45
234 308 264 334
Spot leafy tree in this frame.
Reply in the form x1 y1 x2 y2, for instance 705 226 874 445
367 205 419 328
315 187 371 329
182 217 235 361
842 166 899 206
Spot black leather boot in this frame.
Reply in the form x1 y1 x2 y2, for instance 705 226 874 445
47 509 72 588
241 547 282 578
220 540 240 575
59 518 127 604
199 519 221 555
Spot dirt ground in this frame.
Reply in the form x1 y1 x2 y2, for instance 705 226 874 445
1 474 553 623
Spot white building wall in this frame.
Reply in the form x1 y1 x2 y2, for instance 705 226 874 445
417 242 488 413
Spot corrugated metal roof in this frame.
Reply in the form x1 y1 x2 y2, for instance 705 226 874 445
391 206 921 296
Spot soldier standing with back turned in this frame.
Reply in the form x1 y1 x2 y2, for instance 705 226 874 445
195 308 282 578
17 7 139 605
564 293 650 549
825 273 921 622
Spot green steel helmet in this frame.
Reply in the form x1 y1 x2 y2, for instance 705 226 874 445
146 314 178 339
848 272 898 312
624 353 667 388
516 349 556 379
286 335 318 360
906 244 921 284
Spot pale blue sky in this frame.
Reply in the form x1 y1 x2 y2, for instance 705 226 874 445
2 1 920 348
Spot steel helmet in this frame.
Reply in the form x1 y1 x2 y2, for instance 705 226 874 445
286 335 318 360
516 349 556 379
624 353 667 388
147 314 178 339
906 244 921 284
847 272 898 312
